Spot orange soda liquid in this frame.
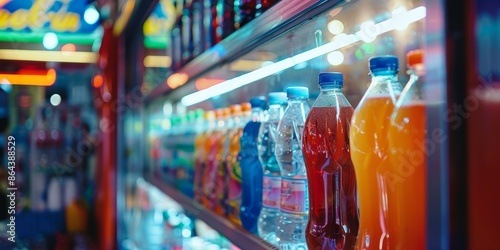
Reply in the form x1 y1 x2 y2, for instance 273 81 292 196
193 131 206 202
225 103 251 225
201 109 225 210
387 102 427 250
350 95 396 249
213 108 232 215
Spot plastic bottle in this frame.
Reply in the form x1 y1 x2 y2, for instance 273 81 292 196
225 103 251 224
350 56 403 249
172 115 186 185
180 110 205 198
161 116 176 183
181 0 194 63
176 112 194 192
255 0 280 17
239 96 266 234
303 73 359 249
387 50 426 250
191 0 204 57
257 92 287 245
216 0 235 40
213 107 234 215
194 110 216 204
235 0 256 29
202 0 216 50
170 16 183 70
201 109 226 210
275 87 311 249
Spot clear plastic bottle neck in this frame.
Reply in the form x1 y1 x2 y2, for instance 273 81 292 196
287 97 308 105
251 107 264 122
319 85 343 93
267 104 284 121
370 69 398 77
370 71 401 89
371 74 398 81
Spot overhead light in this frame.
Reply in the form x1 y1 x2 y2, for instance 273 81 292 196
328 20 344 35
84 6 100 25
0 69 56 86
50 94 62 106
327 51 344 65
43 32 58 50
144 55 172 68
358 21 377 43
181 6 427 106
0 49 98 63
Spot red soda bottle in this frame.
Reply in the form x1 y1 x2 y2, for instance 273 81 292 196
302 72 359 249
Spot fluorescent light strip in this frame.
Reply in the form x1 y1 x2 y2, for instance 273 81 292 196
0 49 98 63
181 6 426 106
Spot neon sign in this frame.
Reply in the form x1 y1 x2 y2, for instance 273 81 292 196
0 0 97 33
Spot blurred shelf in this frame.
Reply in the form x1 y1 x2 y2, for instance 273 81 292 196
145 175 278 250
144 0 342 102
33 166 77 176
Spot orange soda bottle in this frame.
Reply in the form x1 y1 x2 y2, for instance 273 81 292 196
201 109 225 209
194 110 216 204
225 103 252 224
387 50 426 250
213 107 235 215
350 56 403 249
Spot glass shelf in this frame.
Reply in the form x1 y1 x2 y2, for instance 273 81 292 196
145 0 342 102
145 175 278 250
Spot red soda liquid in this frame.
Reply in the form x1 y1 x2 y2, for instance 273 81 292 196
468 85 500 249
303 106 359 249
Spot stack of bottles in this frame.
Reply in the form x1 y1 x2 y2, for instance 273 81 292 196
169 0 282 70
154 50 429 249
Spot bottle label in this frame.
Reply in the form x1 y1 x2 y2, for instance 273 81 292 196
201 148 218 207
262 175 281 209
213 161 227 214
279 243 308 250
280 177 308 214
227 160 242 221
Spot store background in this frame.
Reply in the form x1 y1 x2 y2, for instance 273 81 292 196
0 0 497 249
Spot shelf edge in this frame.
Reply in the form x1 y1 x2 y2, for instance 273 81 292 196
144 0 342 102
145 175 278 250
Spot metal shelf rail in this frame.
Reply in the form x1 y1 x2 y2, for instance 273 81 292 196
145 175 279 250
145 0 342 102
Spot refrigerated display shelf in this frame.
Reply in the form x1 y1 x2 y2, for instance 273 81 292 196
145 175 279 250
145 0 342 101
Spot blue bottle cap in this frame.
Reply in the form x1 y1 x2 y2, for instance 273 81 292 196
249 96 266 108
369 55 399 74
286 87 309 99
319 72 343 88
268 92 287 105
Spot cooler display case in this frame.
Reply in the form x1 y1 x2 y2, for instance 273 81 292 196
118 0 469 248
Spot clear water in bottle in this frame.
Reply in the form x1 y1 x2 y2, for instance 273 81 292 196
257 92 287 245
275 87 311 250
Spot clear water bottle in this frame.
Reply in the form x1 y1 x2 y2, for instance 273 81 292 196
275 87 310 249
257 92 287 245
